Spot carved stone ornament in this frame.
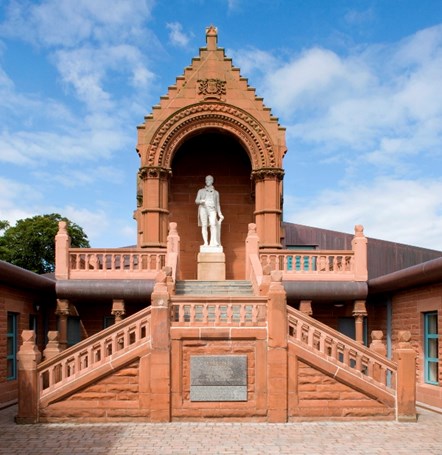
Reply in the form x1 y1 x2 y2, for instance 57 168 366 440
251 168 285 181
138 166 172 180
198 79 226 99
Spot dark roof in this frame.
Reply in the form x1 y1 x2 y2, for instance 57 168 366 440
368 256 442 294
0 260 55 294
283 222 442 280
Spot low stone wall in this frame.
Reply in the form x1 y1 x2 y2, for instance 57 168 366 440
289 360 394 420
39 359 151 422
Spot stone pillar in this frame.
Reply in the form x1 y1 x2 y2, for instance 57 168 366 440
393 330 417 422
267 270 288 422
111 299 126 323
16 330 41 424
55 299 70 351
138 166 170 248
352 300 367 344
149 270 171 422
43 331 61 361
55 221 71 280
352 225 368 281
370 330 387 382
252 169 284 249
299 300 313 316
166 222 180 282
245 223 259 279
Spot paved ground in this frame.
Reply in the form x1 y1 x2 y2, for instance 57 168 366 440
1 406 442 455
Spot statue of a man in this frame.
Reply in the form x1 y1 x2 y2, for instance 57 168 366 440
195 175 224 247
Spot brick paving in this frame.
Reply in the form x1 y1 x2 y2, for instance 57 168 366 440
1 405 441 455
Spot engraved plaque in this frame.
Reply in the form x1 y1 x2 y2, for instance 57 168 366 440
190 355 247 402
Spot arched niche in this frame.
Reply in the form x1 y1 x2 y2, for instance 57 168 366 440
169 130 253 279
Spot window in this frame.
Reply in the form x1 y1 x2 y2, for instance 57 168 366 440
104 316 115 329
424 312 439 385
67 316 81 347
7 312 18 380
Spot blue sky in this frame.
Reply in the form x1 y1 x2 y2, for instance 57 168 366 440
0 0 442 250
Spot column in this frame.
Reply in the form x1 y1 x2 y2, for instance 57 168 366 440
55 299 70 351
352 300 367 344
138 166 171 248
267 270 288 422
252 168 284 249
16 330 41 424
149 270 171 422
394 330 417 422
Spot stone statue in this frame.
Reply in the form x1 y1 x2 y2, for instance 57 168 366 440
195 175 224 247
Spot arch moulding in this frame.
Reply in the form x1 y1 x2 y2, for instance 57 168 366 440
145 103 278 171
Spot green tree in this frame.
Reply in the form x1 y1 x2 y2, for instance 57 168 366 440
0 214 90 274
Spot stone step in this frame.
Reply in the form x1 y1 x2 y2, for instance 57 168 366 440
175 280 253 296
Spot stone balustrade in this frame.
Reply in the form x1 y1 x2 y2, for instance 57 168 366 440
37 306 152 405
260 250 355 281
287 306 397 389
171 298 267 326
67 249 166 279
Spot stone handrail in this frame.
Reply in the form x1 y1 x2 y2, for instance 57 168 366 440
171 297 267 326
68 248 166 279
37 306 152 403
260 249 355 281
287 306 396 389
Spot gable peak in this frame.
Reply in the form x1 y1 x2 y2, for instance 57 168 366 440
205 25 218 51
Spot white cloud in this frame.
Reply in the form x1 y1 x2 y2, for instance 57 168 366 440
0 0 154 48
284 178 442 250
166 22 191 48
0 177 44 225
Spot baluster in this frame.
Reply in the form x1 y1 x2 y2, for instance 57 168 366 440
343 346 350 366
239 304 245 323
215 304 221 324
252 304 259 323
355 353 362 371
190 304 196 323
227 304 233 323
318 333 326 354
296 321 303 342
307 325 314 347
202 304 208 323
367 359 374 378
331 340 338 360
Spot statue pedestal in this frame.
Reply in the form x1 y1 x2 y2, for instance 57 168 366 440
197 248 226 280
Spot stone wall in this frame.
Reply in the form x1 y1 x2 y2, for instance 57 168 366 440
39 359 151 422
0 285 43 407
391 283 442 408
288 359 393 420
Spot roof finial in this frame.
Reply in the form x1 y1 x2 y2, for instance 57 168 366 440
206 25 218 51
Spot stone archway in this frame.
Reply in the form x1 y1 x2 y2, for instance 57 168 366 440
169 130 253 279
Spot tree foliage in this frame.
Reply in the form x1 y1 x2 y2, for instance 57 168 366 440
0 213 90 274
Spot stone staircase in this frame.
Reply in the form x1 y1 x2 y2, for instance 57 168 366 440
175 280 254 296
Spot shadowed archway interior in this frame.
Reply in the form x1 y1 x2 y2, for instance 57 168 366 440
169 131 253 279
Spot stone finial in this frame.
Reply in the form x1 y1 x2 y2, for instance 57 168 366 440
354 224 364 237
43 331 61 360
370 330 386 357
248 223 257 235
206 25 218 51
270 270 283 282
398 330 412 348
58 220 68 234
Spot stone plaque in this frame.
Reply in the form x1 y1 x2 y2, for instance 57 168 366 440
190 355 247 402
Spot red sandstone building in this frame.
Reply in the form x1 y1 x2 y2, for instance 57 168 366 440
1 27 441 422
